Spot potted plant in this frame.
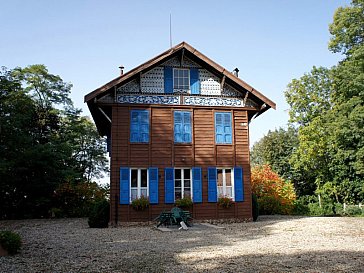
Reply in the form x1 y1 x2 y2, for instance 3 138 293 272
217 195 233 209
131 195 150 211
175 196 193 209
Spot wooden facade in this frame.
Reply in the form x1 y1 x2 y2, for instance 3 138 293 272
85 42 275 224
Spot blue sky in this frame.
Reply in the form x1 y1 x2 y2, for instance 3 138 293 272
1 0 349 146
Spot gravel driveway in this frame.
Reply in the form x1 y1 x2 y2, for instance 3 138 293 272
1 216 363 272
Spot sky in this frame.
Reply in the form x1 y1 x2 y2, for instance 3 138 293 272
1 0 349 165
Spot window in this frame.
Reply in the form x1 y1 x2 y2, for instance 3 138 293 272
174 111 192 143
130 169 148 201
215 112 232 144
175 168 192 200
130 110 149 143
217 168 234 199
173 68 190 91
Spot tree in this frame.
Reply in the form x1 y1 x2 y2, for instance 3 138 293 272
0 66 109 219
285 0 364 203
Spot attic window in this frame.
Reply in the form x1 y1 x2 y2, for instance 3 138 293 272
173 68 190 91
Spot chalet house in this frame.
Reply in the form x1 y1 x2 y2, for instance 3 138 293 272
85 42 275 224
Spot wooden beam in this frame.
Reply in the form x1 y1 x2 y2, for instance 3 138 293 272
180 48 185 67
243 91 249 105
220 75 226 92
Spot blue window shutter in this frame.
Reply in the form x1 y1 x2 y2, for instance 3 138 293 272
224 113 232 144
215 113 223 144
190 68 200 94
183 112 192 143
164 168 174 203
149 168 159 204
192 167 202 203
174 111 183 143
234 167 244 202
120 167 130 204
208 167 217 202
164 66 173 94
130 110 149 143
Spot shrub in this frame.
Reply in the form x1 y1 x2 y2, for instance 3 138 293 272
175 196 193 209
131 196 150 211
88 199 110 228
218 196 233 209
0 231 22 255
342 205 363 216
252 194 259 221
251 165 296 215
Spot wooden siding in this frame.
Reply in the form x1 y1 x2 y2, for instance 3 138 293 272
110 105 252 223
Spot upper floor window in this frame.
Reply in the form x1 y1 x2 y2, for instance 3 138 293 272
173 68 190 91
130 168 148 201
215 112 232 144
217 168 234 199
130 110 149 143
174 111 192 143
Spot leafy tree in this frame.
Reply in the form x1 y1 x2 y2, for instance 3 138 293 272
0 66 109 219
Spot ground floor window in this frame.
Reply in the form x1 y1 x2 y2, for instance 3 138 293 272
130 168 148 201
217 168 234 199
175 168 192 200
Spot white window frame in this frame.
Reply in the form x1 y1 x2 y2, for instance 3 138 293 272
174 168 193 200
130 168 149 202
217 168 234 201
173 68 190 92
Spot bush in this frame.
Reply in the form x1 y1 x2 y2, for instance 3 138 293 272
252 194 259 221
0 231 22 255
342 205 363 216
175 196 193 209
217 196 233 209
88 199 110 228
131 196 149 211
251 165 296 215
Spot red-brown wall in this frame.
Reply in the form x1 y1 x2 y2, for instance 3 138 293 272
109 104 252 223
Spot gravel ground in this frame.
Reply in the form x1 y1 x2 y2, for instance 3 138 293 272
1 216 363 273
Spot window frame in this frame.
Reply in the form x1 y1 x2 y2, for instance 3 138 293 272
174 168 193 200
215 112 233 144
130 168 149 202
174 110 192 144
217 168 235 200
130 109 150 143
173 68 190 92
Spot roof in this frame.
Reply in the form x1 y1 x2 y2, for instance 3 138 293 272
84 41 276 110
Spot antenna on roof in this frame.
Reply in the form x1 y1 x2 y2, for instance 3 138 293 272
169 13 173 48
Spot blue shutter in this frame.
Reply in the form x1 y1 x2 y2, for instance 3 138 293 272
174 111 183 143
149 168 159 204
164 168 174 203
164 66 173 94
224 113 232 144
234 167 244 202
215 113 223 144
130 110 139 142
192 167 202 203
106 134 111 157
120 167 130 204
183 112 192 143
208 167 217 202
190 68 200 94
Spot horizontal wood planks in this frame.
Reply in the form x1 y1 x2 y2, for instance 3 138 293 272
110 105 253 223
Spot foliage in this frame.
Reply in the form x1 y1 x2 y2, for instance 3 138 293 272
0 231 22 255
283 0 364 205
131 196 150 211
175 196 193 209
88 199 110 228
340 205 363 216
0 65 109 219
217 196 233 209
53 181 109 217
252 194 259 221
251 165 296 215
